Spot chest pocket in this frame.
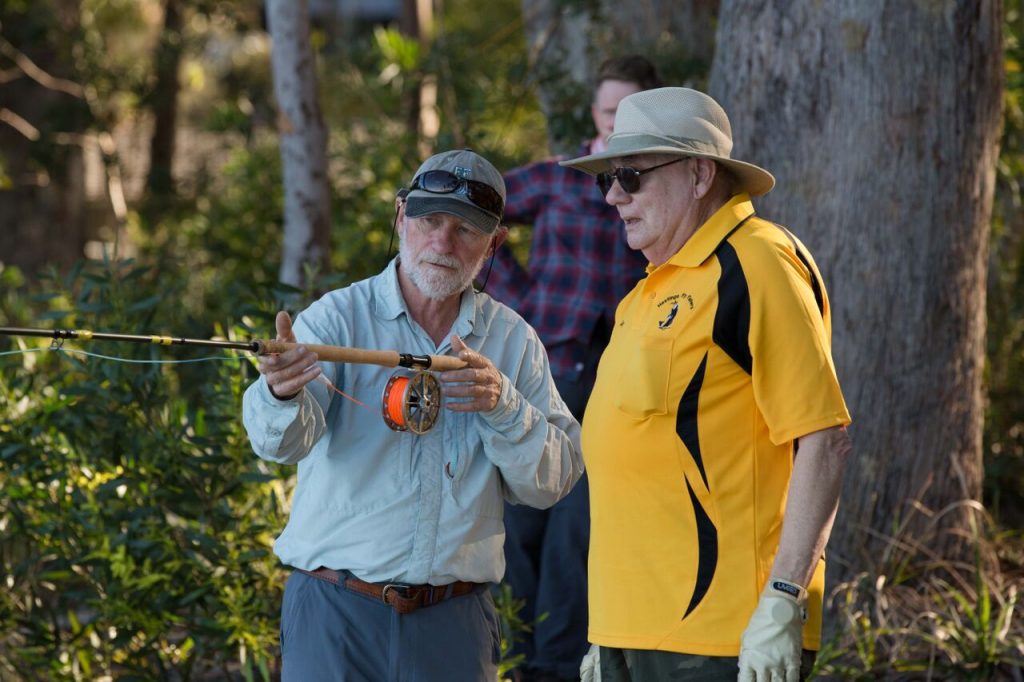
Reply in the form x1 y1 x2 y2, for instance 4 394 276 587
614 331 674 419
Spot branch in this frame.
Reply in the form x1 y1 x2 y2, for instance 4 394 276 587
0 37 84 98
0 110 92 147
0 67 22 84
0 108 40 140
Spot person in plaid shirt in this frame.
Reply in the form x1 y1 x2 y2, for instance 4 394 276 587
485 55 661 682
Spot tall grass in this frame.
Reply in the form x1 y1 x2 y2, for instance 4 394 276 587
816 503 1024 680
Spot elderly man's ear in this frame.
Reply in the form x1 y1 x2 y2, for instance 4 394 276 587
491 226 509 254
692 158 718 199
395 188 409 212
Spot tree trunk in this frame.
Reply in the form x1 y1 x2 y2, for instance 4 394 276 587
599 0 720 76
399 0 438 157
518 0 590 154
266 0 332 288
709 2 1002 578
0 7 90 278
518 0 720 152
144 0 184 214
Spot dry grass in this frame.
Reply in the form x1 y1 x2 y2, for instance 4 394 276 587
815 502 1024 680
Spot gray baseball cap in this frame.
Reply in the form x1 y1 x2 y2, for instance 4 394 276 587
405 149 506 234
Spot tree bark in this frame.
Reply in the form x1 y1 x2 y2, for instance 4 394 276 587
598 0 719 74
518 0 590 153
144 0 184 212
266 0 332 288
518 0 719 152
0 8 90 277
709 1 1002 577
399 0 438 157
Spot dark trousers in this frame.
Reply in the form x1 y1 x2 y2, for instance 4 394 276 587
503 373 592 681
598 647 818 682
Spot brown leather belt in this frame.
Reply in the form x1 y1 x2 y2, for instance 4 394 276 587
297 567 481 615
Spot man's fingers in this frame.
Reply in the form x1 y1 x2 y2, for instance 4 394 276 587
258 345 320 397
258 345 315 372
442 381 485 399
442 334 501 412
275 310 296 343
438 367 484 384
449 334 484 366
268 364 321 400
272 362 321 389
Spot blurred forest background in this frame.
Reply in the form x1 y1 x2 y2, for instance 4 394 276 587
0 0 1022 679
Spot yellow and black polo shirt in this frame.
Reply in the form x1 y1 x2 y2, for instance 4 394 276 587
581 193 851 655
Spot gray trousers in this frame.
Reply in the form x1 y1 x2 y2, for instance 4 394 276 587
281 570 501 682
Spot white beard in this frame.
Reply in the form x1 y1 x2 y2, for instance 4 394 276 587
398 239 486 300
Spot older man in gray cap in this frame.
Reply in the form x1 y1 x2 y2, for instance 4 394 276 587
563 88 852 682
243 148 583 681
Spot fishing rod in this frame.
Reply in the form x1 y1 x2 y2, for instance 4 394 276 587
0 326 467 434
0 326 466 371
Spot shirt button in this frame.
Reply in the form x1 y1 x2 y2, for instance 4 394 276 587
575 362 585 372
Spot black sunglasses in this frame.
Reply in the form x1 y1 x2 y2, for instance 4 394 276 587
596 157 689 196
409 170 504 218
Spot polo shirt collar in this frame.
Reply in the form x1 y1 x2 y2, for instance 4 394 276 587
659 193 756 270
373 257 482 339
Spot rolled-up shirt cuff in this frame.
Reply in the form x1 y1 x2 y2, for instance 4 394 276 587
480 374 525 431
246 377 302 455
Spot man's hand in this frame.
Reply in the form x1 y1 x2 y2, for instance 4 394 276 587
257 311 321 401
438 335 503 412
738 578 807 682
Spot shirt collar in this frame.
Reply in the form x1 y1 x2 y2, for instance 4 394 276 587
373 257 483 339
659 193 756 270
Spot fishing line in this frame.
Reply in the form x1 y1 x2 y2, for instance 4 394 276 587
0 327 459 433
1 344 386 420
0 346 236 364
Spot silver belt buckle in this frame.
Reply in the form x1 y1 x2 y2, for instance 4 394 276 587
381 582 415 604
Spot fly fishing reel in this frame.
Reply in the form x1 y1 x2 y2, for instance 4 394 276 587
381 370 443 434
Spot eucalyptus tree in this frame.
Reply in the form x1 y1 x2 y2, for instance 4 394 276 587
266 0 332 288
710 1 1003 575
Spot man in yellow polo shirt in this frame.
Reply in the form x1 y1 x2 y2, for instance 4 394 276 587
562 87 852 682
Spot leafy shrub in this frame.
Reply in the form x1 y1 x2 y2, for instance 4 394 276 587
0 258 290 680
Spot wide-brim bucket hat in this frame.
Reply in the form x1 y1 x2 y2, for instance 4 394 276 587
560 87 775 197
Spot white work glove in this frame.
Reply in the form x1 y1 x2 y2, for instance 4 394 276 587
738 578 807 682
579 643 601 682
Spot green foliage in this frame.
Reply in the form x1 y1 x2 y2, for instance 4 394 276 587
1 4 549 677
0 258 289 679
815 507 1024 680
139 140 287 313
3 0 1024 679
493 583 528 679
986 0 1024 528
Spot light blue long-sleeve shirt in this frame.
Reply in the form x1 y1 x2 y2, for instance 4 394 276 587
242 259 583 585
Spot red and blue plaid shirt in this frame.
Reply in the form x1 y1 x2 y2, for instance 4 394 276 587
486 144 648 380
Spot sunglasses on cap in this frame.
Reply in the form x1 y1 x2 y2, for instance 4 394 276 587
596 157 689 196
409 170 504 218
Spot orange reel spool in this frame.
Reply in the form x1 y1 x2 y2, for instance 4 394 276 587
381 371 442 434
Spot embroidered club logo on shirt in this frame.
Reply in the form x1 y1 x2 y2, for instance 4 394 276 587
656 293 694 330
658 302 679 329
